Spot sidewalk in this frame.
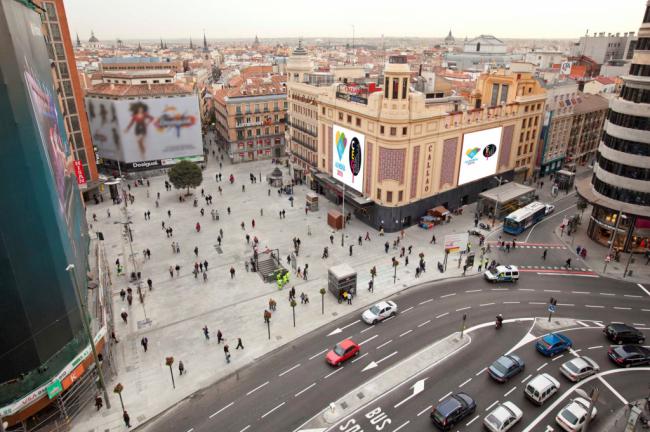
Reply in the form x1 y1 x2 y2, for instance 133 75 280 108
74 133 492 432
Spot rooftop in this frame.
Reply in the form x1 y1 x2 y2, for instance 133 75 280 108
573 93 609 114
86 83 192 97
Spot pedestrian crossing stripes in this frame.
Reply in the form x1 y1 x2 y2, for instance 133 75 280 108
487 243 567 250
518 265 592 272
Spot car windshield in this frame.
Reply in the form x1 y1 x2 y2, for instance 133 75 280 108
492 359 509 374
485 414 502 429
369 306 380 315
334 344 345 356
561 408 579 424
565 361 580 373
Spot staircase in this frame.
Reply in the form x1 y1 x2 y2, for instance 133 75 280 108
257 254 283 282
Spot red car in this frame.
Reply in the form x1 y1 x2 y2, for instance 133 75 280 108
326 339 360 366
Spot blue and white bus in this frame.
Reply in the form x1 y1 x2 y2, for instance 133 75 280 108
503 202 547 235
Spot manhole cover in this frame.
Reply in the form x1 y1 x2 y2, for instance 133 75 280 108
356 392 365 400
341 401 349 409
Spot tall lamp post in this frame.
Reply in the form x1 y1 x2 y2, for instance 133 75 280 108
65 264 111 409
114 220 150 325
340 183 346 247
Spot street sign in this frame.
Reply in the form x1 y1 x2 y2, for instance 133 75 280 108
547 304 557 313
46 380 63 399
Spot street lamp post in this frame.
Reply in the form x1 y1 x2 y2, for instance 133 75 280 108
290 299 297 327
392 260 399 284
114 220 150 324
165 357 175 389
320 288 326 315
340 183 346 247
65 264 111 409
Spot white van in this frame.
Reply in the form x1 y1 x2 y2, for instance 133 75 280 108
524 373 560 406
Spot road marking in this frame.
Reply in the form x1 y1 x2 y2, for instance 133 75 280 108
492 288 508 291
456 306 471 312
359 335 379 346
476 367 487 376
440 293 456 298
360 326 374 333
598 375 628 404
504 386 517 397
624 294 643 298
239 426 250 432
576 321 590 327
377 351 398 364
530 302 546 305
518 288 535 291
638 284 650 297
402 306 414 313
459 378 472 387
209 402 234 419
384 316 395 322
376 339 393 350
485 400 499 411
504 301 520 304
480 302 495 307
544 289 560 292
537 362 548 371
186 429 194 432
393 379 427 409
521 374 532 383
308 349 327 360
558 303 574 307
399 330 413 338
417 405 432 416
572 291 589 294
585 305 604 308
324 367 344 379
588 345 603 350
351 353 368 363
436 312 449 318
279 364 301 377
633 323 646 327
643 309 650 312
261 401 285 419
419 298 434 305
439 391 452 402
391 421 410 432
418 320 432 328
294 383 316 397
466 415 480 426
614 307 632 310
552 354 564 362
246 381 269 396
466 289 482 293
600 292 615 296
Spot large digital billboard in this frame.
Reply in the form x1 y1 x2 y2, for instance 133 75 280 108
332 124 365 192
86 95 203 164
457 127 503 186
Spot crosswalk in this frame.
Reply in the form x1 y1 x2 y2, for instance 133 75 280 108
518 265 593 272
487 242 567 250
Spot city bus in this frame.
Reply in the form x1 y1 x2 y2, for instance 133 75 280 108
503 201 547 235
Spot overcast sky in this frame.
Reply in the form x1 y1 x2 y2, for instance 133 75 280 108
64 0 646 41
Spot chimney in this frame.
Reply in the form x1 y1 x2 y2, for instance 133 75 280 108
616 32 620 37
629 32 635 37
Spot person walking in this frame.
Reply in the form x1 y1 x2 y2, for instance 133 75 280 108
123 410 131 428
217 330 223 344
542 249 547 260
368 279 374 292
252 219 255 229
349 244 353 256
358 235 362 246
384 241 390 253
365 231 371 241
141 337 148 352
204 260 208 271
224 344 231 363
169 265 174 278
147 278 153 290
178 361 185 376
236 337 244 350
175 264 180 276
203 271 208 282
330 234 334 245
347 292 353 305
230 267 235 279
565 258 572 268
203 325 210 340
430 234 436 244
121 309 128 323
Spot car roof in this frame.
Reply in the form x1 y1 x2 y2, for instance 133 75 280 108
529 373 559 388
615 345 649 356
496 355 517 367
496 265 518 271
374 301 394 309
609 323 636 332
436 395 462 416
543 333 568 344
338 339 357 349
564 398 590 417
568 357 591 369
491 405 515 421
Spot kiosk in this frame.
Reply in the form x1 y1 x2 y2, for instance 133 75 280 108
328 264 357 300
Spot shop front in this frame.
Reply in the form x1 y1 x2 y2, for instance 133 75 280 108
587 205 650 253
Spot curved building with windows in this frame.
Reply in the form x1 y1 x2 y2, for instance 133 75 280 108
577 1 650 252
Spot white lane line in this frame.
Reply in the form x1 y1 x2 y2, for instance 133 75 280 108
643 309 650 312
377 351 398 364
572 291 589 294
239 426 250 432
399 330 413 338
402 306 414 313
440 293 456 298
466 289 482 293
308 349 327 360
294 383 316 397
485 400 499 412
418 320 432 328
417 405 432 416
459 378 472 387
359 335 379 346
246 381 269 396
492 288 508 291
588 345 603 350
324 367 344 379
278 363 301 377
436 312 449 319
585 305 605 308
439 391 453 402
529 302 546 305
518 288 535 291
466 415 480 426
614 307 632 310
384 316 395 322
633 323 646 327
504 386 517 397
480 302 496 307
360 326 374 333
559 303 575 307
576 321 590 327
638 284 650 297
476 367 487 376
552 354 565 362
351 353 368 363
260 401 285 419
544 289 561 293
209 402 234 419
186 429 194 432
419 298 434 305
391 421 410 432
625 295 643 298
504 301 520 304
537 362 548 371
456 306 471 312
521 374 532 384
600 292 615 296
340 320 362 330
376 339 393 350
598 375 628 404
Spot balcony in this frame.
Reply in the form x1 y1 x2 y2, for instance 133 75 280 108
287 120 317 137
292 150 315 166
291 134 317 152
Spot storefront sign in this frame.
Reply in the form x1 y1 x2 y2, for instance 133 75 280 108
46 380 62 399
424 144 433 193
61 363 85 390
73 160 86 185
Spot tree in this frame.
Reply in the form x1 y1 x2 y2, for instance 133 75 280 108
113 383 125 411
168 160 202 195
576 198 588 215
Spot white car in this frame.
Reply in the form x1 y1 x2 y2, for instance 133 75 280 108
555 397 597 431
361 301 397 325
559 356 600 382
484 265 519 283
483 401 523 432
545 204 555 215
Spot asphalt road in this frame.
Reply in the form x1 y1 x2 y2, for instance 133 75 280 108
144 271 650 432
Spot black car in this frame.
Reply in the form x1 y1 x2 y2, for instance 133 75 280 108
604 323 645 344
608 345 650 367
488 354 525 382
431 392 476 430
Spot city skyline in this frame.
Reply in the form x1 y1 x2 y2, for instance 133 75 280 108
65 0 645 41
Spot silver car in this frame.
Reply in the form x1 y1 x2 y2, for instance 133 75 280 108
559 356 599 382
361 301 397 324
483 401 523 432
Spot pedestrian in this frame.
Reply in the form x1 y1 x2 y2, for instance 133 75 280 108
168 210 171 218
385 241 390 253
120 309 128 323
169 266 174 278
365 231 371 241
178 361 185 375
408 245 413 254
126 293 133 306
216 329 223 344
430 234 436 244
241 221 245 230
236 337 244 350
358 235 362 246
227 207 231 215
405 255 409 266
204 260 208 271
368 279 374 292
565 258 572 268
203 325 209 340
542 249 547 260
347 292 353 305
330 234 334 244
120 288 126 301
260 208 264 216
477 261 482 272
123 410 131 428
242 184 245 192
199 262 204 272
141 336 148 352
268 189 271 196
106 209 111 218
415 267 421 278
506 243 510 253
512 240 516 250
230 267 235 278
175 264 180 276
576 246 582 255
203 271 208 282
194 246 199 257
252 219 255 228
224 344 231 363
349 244 353 256
95 394 103 411
147 278 153 290
245 261 250 272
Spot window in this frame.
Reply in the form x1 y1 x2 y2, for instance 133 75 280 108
54 42 64 59
385 77 389 98
602 131 650 156
322 107 326 115
274 126 279 134
402 127 407 135
380 125 385 134
58 61 69 79
517 146 522 156
347 114 352 123
247 130 252 137
524 105 529 113
392 78 399 99
236 106 242 114
534 116 539 126
264 103 269 112
49 23 61 41
386 191 393 203
499 84 508 104
339 112 343 121
608 109 650 131
521 119 526 129
390 127 397 136
356 118 361 127
45 2 57 20
67 98 77 115
402 78 407 99
255 104 260 112
398 191 403 202
491 83 499 106
237 130 244 139
376 188 381 199
519 132 524 142
256 128 261 136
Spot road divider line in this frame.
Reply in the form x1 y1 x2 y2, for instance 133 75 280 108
377 351 398 364
459 378 472 387
504 301 520 304
456 306 471 312
376 340 393 350
518 288 535 291
402 306 414 313
614 307 631 310
246 381 269 396
559 303 574 307
308 349 327 360
521 374 532 383
600 292 615 296
278 364 301 377
418 320 432 328
492 288 508 291
466 289 482 293
399 330 413 338
504 386 517 397
209 402 234 419
324 367 344 379
572 291 589 294
341 320 361 330
625 295 642 298
436 312 449 319
419 298 433 305
588 345 603 350
585 305 604 308
351 353 368 363
186 429 194 432
633 323 646 327
485 401 499 412
480 302 495 307
544 289 560 292
239 426 250 432
438 391 452 402
598 376 628 404
359 335 379 346
466 415 480 426
392 420 410 432
529 302 545 305
294 383 316 397
551 354 564 362
384 316 395 322
360 326 374 333
638 284 650 297
537 362 548 371
417 405 432 416
440 293 456 298
476 367 487 376
260 401 285 419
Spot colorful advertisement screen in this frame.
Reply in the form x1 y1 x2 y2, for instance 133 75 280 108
457 127 502 186
86 95 202 164
332 124 365 192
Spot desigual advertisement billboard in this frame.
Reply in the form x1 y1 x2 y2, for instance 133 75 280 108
332 124 365 192
457 127 502 186
86 95 202 165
